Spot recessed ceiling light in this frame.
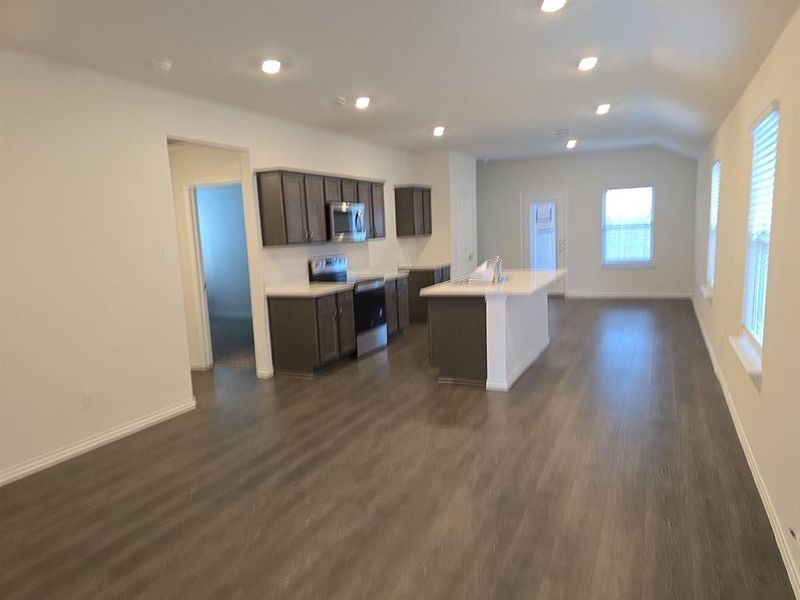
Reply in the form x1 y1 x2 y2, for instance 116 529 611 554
261 59 281 75
541 0 567 12
578 56 598 72
355 96 371 109
433 126 445 137
596 103 611 115
566 139 577 149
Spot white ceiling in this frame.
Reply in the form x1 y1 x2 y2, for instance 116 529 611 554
1 0 797 159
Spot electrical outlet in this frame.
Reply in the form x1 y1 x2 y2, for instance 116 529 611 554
81 388 95 412
163 245 175 266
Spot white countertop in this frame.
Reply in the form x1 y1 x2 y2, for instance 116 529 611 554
399 263 450 271
349 270 409 280
265 282 354 298
420 269 566 297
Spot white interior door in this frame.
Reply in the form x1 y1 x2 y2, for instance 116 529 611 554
522 191 566 295
456 190 477 277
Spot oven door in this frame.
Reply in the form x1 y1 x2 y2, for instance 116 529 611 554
328 202 367 242
354 280 387 333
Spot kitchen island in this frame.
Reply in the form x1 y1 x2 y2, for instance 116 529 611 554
420 269 565 391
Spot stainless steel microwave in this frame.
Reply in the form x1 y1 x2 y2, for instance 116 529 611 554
328 202 367 242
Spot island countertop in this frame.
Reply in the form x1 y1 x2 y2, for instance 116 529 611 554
420 269 565 297
264 282 354 298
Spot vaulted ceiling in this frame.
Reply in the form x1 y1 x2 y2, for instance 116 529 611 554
1 0 797 159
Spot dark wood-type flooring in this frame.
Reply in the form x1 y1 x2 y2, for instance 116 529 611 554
209 316 256 370
0 299 793 599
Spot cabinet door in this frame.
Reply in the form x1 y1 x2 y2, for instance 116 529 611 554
357 181 372 239
395 188 416 236
422 188 432 234
441 265 450 281
304 174 327 243
397 277 410 330
256 171 287 246
324 177 342 204
384 279 398 335
433 268 444 284
341 179 357 204
316 294 340 363
281 172 308 244
371 183 385 238
412 188 424 235
336 291 357 355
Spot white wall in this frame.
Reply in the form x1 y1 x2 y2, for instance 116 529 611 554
0 48 459 483
477 147 697 297
449 151 478 277
692 10 800 594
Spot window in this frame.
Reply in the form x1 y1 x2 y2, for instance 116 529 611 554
706 161 721 287
602 186 654 265
742 109 779 346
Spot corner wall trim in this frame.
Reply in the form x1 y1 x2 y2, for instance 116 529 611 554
692 299 800 598
0 397 197 488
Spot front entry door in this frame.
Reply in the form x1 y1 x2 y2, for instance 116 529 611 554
523 191 566 295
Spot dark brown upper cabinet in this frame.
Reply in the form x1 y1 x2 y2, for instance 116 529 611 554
323 177 342 204
341 178 357 204
355 180 386 239
304 174 327 243
357 180 372 239
371 183 385 238
257 171 307 245
258 170 327 245
256 169 386 246
395 185 432 237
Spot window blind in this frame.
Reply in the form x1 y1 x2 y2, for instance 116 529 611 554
706 161 721 287
742 109 779 345
602 187 653 264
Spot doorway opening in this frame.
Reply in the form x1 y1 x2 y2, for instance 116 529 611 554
195 183 255 369
522 190 566 295
166 138 269 378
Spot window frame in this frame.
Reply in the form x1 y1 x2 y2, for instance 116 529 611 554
601 185 656 268
739 103 779 353
704 160 721 295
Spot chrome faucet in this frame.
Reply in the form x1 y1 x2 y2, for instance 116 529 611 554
488 255 505 283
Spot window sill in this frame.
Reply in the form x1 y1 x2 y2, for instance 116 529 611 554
601 261 655 269
729 333 762 389
700 283 713 304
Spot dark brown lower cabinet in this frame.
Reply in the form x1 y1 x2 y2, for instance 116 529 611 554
267 290 356 375
397 277 410 330
385 279 398 335
336 292 356 354
384 277 410 336
405 266 450 322
315 294 340 364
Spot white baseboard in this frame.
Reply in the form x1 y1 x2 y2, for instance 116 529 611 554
257 366 274 379
565 290 693 299
0 397 196 488
692 300 800 598
190 362 212 371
